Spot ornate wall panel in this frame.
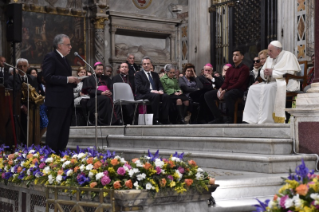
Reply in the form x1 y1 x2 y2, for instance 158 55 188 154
296 0 307 60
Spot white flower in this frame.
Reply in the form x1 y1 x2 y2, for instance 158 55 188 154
35 172 41 178
175 170 183 181
161 169 166 174
146 183 153 190
82 158 86 162
4 166 8 171
115 156 121 159
195 172 204 180
48 175 55 184
77 153 85 159
197 168 204 173
268 200 276 208
72 154 78 159
56 175 62 184
13 174 18 178
134 181 139 189
43 166 50 174
144 156 151 160
66 169 73 177
14 159 18 163
284 198 294 208
60 158 66 162
27 169 31 176
135 160 143 167
136 173 146 181
124 166 130 172
96 173 104 181
171 157 180 162
22 154 26 158
120 158 126 163
33 153 38 158
154 159 164 168
293 194 302 208
29 150 35 154
62 161 71 168
89 171 94 178
86 164 93 171
20 161 25 167
11 167 15 173
45 157 53 163
80 165 85 172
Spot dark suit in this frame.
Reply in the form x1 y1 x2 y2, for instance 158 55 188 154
0 67 9 86
126 61 139 77
112 74 136 124
42 50 75 154
135 71 170 122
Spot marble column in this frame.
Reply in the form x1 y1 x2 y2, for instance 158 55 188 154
170 34 175 62
110 27 117 59
93 17 108 64
286 0 319 155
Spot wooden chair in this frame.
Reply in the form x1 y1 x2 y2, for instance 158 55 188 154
215 98 243 123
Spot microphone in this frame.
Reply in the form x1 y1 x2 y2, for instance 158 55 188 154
74 52 94 74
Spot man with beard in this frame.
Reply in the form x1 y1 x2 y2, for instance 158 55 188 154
82 62 120 125
126 53 139 76
112 62 136 124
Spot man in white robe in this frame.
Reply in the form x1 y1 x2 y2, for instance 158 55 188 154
243 41 301 124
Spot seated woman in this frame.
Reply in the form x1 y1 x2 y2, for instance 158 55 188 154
27 67 38 78
178 63 203 97
74 67 90 125
160 64 189 124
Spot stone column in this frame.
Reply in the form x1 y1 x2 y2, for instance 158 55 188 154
286 0 319 155
170 34 175 62
93 17 108 64
110 27 117 59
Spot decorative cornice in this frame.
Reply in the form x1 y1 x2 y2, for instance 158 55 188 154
209 6 216 13
94 17 108 29
113 25 172 35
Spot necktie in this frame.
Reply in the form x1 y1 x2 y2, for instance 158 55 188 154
147 72 155 90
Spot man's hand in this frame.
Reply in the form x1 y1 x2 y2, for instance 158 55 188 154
68 76 81 84
102 90 112 96
264 68 273 77
151 90 159 94
214 73 220 77
21 105 28 114
204 73 213 80
217 88 225 100
252 81 259 85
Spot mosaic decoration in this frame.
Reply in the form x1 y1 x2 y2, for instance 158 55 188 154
297 14 306 41
182 26 188 37
296 0 307 60
297 0 306 11
132 0 152 10
297 44 306 59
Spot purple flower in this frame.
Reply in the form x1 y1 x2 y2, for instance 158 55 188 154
168 175 173 181
156 167 162 175
18 173 25 180
39 162 46 169
77 173 90 186
177 167 185 174
1 173 5 179
124 163 131 170
253 198 270 212
103 171 109 176
117 167 126 176
279 195 288 208
101 176 111 185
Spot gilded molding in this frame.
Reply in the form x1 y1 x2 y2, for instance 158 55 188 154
94 17 108 29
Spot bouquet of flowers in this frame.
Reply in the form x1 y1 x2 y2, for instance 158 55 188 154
0 144 215 197
254 160 319 212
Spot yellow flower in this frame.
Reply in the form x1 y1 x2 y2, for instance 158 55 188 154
175 185 187 194
148 168 157 176
170 181 176 188
278 184 290 194
108 167 115 174
91 169 98 175
34 179 39 185
309 182 319 192
285 179 300 189
173 172 180 180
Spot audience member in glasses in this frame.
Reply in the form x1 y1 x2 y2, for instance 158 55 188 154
74 67 90 125
248 57 262 87
126 53 139 76
161 64 189 124
112 62 136 124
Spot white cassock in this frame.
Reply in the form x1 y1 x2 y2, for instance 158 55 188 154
243 50 301 124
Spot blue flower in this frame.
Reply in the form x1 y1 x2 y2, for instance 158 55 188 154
173 151 184 160
295 159 312 183
148 150 159 162
253 198 270 212
77 173 90 186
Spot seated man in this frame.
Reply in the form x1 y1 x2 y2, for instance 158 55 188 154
82 62 120 125
112 62 136 124
204 50 250 124
126 53 139 76
135 56 170 125
243 41 301 124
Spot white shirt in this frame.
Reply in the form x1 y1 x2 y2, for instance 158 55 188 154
143 70 153 90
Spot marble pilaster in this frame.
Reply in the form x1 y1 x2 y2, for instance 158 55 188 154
93 17 108 64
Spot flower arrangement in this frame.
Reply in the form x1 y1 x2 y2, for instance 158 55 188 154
0 144 214 198
254 160 319 212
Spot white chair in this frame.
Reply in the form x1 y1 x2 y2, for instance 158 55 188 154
110 83 148 125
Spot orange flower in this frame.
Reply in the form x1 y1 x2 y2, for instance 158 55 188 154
273 194 278 201
74 166 79 173
71 158 77 164
144 162 152 170
113 181 122 189
132 158 139 163
167 161 175 168
94 161 102 169
160 178 167 187
17 167 22 173
296 184 308 196
8 160 13 165
27 154 33 159
185 179 193 187
57 169 64 175
90 182 97 188
32 158 39 164
209 177 215 185
111 159 119 166
87 157 94 164
8 154 15 160
188 160 197 166
125 180 133 189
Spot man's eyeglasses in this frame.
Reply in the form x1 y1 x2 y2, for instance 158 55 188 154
254 60 260 63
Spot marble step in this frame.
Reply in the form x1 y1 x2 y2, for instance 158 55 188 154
82 147 316 174
68 124 291 139
106 135 292 155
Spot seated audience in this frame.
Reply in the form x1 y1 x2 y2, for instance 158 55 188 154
259 49 268 66
126 53 139 76
243 41 300 124
135 56 170 125
0 56 9 85
158 69 165 78
104 65 113 78
82 62 120 125
248 56 262 87
74 67 90 124
27 67 38 78
214 63 231 79
112 62 136 124
160 64 189 124
205 50 249 124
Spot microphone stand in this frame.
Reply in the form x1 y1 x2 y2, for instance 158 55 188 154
4 62 30 147
74 54 98 148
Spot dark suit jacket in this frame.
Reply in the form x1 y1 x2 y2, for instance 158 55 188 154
112 74 135 95
82 75 113 98
126 61 139 76
42 50 75 108
198 75 223 91
135 70 163 100
0 67 9 85
5 74 38 92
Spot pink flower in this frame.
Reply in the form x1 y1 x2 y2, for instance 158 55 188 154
124 163 131 170
117 167 126 176
103 171 109 176
177 167 185 174
101 176 111 185
156 167 161 174
39 162 46 169
280 195 288 208
1 173 5 179
168 175 173 180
